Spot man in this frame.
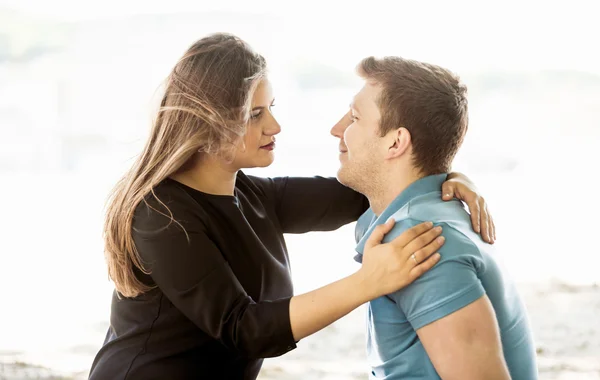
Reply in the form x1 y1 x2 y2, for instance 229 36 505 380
330 56 537 379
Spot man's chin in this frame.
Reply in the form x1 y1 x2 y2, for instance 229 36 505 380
335 167 344 183
335 168 352 188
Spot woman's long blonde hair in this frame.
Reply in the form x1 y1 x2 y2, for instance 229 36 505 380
104 33 266 298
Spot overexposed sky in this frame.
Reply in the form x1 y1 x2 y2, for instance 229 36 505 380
2 0 598 74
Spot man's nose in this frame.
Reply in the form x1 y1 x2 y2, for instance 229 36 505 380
330 111 352 137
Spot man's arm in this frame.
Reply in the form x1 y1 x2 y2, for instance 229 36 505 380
416 295 511 380
388 219 509 379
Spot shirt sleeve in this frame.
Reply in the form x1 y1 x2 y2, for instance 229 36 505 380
132 196 296 359
386 219 486 330
250 175 369 234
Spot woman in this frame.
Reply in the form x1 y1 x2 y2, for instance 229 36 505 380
89 33 494 380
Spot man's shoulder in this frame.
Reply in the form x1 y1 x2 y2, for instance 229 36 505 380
405 192 468 224
389 197 483 257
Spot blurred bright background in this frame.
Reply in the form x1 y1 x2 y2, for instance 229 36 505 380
0 0 599 379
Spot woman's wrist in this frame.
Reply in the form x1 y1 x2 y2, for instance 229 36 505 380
351 269 380 303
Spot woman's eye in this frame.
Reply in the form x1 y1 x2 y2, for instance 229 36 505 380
251 111 262 120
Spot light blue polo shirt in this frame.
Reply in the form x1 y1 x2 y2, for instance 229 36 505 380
355 174 538 379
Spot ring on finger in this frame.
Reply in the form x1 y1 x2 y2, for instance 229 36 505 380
411 253 418 264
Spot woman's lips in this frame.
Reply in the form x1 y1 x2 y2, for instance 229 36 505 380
260 142 275 151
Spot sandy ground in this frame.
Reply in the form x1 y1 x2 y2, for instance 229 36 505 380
1 281 598 380
258 281 600 380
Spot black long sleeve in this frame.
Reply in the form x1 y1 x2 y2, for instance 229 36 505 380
250 175 369 233
89 171 365 380
133 208 295 359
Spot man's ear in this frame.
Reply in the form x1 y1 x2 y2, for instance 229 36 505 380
386 127 411 159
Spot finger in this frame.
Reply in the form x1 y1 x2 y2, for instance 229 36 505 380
411 235 445 264
479 198 491 243
402 226 444 256
486 204 496 243
441 182 455 201
409 253 441 280
491 213 496 242
467 198 481 233
364 219 396 250
387 221 434 248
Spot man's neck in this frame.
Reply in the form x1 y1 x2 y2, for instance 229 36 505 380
368 167 424 216
171 154 238 196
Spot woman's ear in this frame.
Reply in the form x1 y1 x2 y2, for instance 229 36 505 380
386 127 411 159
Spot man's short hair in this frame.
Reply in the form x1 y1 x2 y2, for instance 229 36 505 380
357 56 468 175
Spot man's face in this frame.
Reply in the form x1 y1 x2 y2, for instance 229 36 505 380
330 82 385 192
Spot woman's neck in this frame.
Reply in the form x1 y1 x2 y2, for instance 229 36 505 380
171 154 238 196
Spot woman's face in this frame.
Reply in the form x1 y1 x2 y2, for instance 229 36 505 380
231 78 280 169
